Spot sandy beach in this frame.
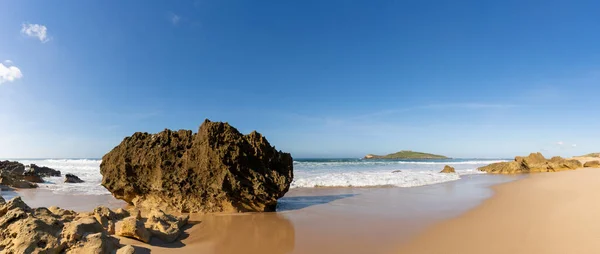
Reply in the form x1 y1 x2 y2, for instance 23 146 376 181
399 162 600 253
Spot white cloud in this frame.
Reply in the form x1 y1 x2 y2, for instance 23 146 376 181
21 23 50 43
572 144 577 147
170 13 181 25
0 61 23 84
557 141 564 145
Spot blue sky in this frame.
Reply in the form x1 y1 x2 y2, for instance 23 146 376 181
1 0 599 159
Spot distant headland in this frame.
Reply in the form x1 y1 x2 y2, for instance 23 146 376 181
363 150 449 160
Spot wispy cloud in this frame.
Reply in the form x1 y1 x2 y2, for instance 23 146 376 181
557 141 564 146
21 23 50 43
169 13 181 25
0 60 23 84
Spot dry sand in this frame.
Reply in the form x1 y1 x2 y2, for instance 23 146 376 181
398 161 600 254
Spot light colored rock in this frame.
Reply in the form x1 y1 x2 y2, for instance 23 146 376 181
65 232 120 254
0 215 63 253
116 245 136 254
583 160 600 168
144 209 189 243
93 206 116 234
115 216 151 243
479 153 582 174
440 165 455 173
61 217 105 245
48 206 78 221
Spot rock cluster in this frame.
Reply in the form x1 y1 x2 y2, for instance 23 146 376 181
583 160 600 168
440 165 455 173
0 196 188 253
478 153 582 174
0 161 63 189
100 119 294 213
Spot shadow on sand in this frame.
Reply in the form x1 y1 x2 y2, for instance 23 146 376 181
276 194 357 211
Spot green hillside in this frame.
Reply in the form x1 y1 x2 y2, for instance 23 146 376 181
364 150 449 160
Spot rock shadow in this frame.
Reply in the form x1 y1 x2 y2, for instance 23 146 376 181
276 194 357 211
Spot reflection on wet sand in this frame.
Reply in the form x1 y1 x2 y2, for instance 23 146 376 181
179 212 295 254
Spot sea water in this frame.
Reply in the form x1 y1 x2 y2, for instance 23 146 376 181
12 158 507 195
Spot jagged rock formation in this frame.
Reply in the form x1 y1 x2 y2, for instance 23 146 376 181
100 119 294 213
0 197 188 253
440 165 455 173
29 164 61 177
478 153 582 174
583 160 600 168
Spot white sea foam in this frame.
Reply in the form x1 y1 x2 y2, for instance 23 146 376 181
17 159 109 195
11 158 504 194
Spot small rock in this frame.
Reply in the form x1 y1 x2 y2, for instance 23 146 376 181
116 245 136 254
440 165 455 173
114 208 130 220
65 232 120 254
115 217 151 243
48 206 78 221
65 174 85 183
583 160 600 168
144 209 188 243
391 170 402 173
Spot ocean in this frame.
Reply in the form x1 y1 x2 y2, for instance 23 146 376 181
11 158 508 195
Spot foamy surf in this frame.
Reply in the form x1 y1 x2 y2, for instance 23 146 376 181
12 158 505 194
16 159 110 195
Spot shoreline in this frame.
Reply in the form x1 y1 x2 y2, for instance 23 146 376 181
397 165 600 253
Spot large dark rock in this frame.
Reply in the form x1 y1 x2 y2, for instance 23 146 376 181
100 119 294 213
0 161 25 175
29 164 61 177
478 153 582 174
65 174 84 183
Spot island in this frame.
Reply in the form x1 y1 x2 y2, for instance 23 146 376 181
363 150 449 160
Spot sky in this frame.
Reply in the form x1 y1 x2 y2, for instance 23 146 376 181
1 0 599 159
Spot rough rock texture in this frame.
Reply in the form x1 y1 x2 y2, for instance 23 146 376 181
29 164 61 177
115 217 151 243
478 153 583 174
116 245 136 254
0 172 38 188
583 160 600 168
0 197 123 254
440 165 455 173
0 161 25 175
23 171 45 183
65 174 85 183
100 119 294 213
144 209 189 243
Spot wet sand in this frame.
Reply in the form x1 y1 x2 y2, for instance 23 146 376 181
1 173 521 253
398 165 600 254
116 174 519 254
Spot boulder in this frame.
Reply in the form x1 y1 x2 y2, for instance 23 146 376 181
0 160 26 175
116 245 136 254
64 232 120 254
61 217 105 245
0 171 38 189
583 160 600 168
23 171 44 183
144 209 189 243
479 153 583 174
29 164 61 177
92 206 116 234
440 165 455 173
115 217 151 243
0 197 63 253
100 119 294 213
65 174 84 183
48 206 78 221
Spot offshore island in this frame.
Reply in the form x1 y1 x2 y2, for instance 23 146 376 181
363 150 449 160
